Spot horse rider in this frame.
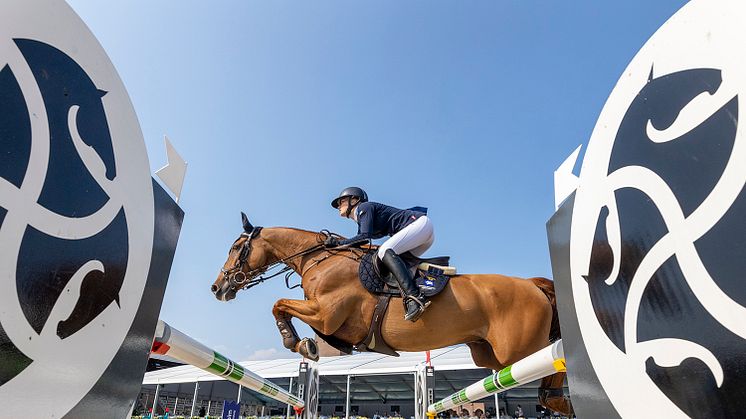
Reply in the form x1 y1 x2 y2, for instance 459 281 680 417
325 186 434 322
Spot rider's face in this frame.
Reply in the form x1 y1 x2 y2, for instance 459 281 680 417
338 197 356 218
338 199 350 217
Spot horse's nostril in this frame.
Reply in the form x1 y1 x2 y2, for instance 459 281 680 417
211 284 219 293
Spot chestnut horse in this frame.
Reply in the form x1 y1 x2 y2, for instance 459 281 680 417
212 215 572 415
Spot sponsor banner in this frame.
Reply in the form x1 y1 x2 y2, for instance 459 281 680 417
223 400 240 419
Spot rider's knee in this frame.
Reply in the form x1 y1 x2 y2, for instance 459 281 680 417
376 243 394 260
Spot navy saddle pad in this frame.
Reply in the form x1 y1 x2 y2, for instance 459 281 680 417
358 250 452 297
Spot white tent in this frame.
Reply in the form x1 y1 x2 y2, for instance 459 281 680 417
143 345 479 385
142 345 560 418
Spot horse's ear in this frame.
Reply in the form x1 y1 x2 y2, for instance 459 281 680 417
241 212 254 233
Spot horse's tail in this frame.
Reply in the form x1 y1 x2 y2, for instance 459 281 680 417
529 277 561 342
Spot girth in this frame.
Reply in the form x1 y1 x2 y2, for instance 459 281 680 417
354 295 398 356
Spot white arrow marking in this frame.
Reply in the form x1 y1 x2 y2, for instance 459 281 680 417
155 135 187 203
554 145 582 210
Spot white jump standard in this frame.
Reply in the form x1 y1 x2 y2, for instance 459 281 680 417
426 340 566 417
152 319 306 413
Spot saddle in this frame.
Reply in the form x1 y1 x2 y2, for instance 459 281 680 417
358 250 454 296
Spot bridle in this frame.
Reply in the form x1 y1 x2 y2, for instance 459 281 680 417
220 227 328 293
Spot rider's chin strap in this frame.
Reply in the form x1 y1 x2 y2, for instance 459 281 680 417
344 197 359 219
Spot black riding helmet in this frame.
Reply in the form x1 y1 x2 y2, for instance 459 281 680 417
331 186 368 209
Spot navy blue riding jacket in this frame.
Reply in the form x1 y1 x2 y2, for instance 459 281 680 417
338 202 426 246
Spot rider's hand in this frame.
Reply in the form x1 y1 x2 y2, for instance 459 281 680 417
323 236 339 248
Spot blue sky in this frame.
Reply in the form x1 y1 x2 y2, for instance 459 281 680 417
67 0 689 361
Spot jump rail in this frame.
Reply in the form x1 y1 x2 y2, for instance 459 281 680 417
426 340 565 417
152 319 305 413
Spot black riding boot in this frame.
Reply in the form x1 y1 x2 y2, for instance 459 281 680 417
381 249 429 322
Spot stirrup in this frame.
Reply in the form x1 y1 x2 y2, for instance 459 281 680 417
403 295 430 322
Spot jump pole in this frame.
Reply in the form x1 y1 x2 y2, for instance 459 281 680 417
152 319 306 414
426 340 565 417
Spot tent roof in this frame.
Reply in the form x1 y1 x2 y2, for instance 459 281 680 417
143 345 478 385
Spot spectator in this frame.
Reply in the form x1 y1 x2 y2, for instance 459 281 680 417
514 405 524 419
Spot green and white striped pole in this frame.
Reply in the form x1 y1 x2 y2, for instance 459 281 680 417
152 319 305 413
426 340 565 417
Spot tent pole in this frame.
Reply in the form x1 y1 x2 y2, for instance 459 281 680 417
286 377 294 419
190 382 199 417
345 375 352 419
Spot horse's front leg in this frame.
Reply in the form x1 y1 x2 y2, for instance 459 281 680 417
272 298 325 361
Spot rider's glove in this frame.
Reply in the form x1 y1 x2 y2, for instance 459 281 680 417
323 236 340 248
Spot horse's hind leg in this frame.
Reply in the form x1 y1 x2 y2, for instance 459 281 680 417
539 372 573 416
466 341 503 370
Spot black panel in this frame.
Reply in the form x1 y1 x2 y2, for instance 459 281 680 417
546 194 620 419
609 68 737 217
695 181 746 307
15 39 115 217
64 181 183 418
0 65 32 188
584 188 668 352
598 67 744 417
16 209 128 337
0 40 34 387
0 322 32 386
0 34 182 417
0 205 34 385
638 256 746 418
551 66 746 418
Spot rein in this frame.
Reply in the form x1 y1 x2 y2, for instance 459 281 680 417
221 229 363 293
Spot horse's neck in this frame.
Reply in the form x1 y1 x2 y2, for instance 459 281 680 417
261 227 320 271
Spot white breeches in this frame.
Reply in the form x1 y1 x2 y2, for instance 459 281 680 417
377 216 434 259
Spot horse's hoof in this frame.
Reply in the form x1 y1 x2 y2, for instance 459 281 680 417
297 338 319 361
544 396 573 416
